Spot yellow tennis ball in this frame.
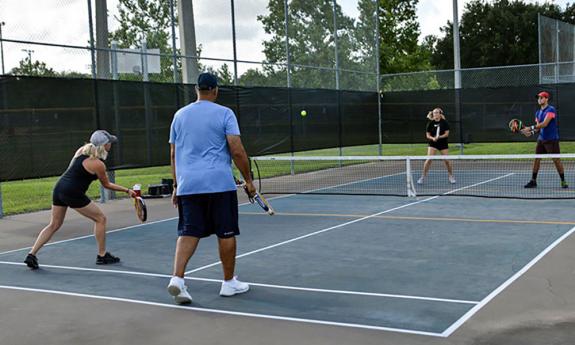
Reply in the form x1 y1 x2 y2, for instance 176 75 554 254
300 110 307 117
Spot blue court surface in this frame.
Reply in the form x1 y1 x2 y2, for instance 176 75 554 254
1 188 574 337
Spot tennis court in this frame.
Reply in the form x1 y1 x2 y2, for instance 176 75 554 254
1 158 575 338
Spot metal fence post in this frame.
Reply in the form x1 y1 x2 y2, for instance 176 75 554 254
169 0 178 83
108 170 116 200
0 182 4 218
283 0 295 175
375 0 382 156
99 184 108 203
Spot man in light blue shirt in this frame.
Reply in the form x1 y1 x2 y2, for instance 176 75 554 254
167 72 256 304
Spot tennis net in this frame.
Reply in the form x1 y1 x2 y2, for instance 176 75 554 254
251 154 575 199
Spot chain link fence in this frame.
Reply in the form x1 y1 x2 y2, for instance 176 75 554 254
3 2 575 217
380 62 575 93
0 0 381 216
0 0 379 90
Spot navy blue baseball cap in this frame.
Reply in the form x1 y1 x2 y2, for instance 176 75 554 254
197 72 218 90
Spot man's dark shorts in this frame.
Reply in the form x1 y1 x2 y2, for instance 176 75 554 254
177 191 239 238
536 140 561 154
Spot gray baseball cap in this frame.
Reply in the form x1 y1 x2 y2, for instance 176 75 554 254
90 130 118 146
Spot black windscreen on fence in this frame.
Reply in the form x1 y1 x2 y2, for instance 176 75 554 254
1 75 574 181
0 76 377 180
381 84 575 145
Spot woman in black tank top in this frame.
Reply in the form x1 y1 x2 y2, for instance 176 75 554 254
417 108 456 185
24 130 137 270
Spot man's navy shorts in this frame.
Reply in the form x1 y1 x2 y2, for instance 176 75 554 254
177 191 239 238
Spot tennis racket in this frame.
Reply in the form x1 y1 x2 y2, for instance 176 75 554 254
236 178 275 215
249 191 275 215
508 118 524 133
434 125 440 140
134 196 147 222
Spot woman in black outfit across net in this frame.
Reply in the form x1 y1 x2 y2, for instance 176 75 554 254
417 108 456 185
24 130 137 270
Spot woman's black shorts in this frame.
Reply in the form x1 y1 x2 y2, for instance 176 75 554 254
52 189 92 208
428 139 449 151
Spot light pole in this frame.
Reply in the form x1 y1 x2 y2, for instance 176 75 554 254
0 21 5 75
21 49 34 71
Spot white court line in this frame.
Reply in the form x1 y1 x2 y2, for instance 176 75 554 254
0 196 287 257
186 173 515 275
0 261 477 305
441 224 575 337
0 170 513 258
0 285 445 337
443 173 515 195
189 276 478 305
0 172 524 337
185 195 440 275
0 217 181 256
298 171 406 194
0 217 178 256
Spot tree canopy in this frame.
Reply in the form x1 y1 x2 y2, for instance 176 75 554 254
10 57 56 77
428 0 572 69
109 0 177 82
243 0 427 89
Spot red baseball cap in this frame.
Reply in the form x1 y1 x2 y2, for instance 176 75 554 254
537 91 550 99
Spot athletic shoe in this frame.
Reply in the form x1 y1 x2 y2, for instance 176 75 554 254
96 252 120 265
24 253 39 270
524 180 537 188
448 175 456 184
167 277 192 304
219 276 249 297
561 181 569 189
417 177 424 185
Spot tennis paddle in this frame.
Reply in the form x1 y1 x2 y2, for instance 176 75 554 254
236 178 275 215
508 118 524 133
134 196 147 222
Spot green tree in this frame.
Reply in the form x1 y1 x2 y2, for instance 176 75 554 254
429 0 564 69
57 71 91 78
110 0 231 84
246 0 429 90
10 58 56 77
376 0 431 74
110 0 176 82
255 0 358 89
206 63 234 86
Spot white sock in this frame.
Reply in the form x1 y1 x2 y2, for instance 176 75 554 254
224 276 237 284
171 276 185 286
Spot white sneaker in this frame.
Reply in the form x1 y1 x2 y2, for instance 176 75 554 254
417 177 424 184
449 175 456 184
219 276 250 297
167 276 192 304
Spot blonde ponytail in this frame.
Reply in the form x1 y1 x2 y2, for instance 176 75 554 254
78 143 108 160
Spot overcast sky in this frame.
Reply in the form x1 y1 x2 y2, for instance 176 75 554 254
0 0 571 75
